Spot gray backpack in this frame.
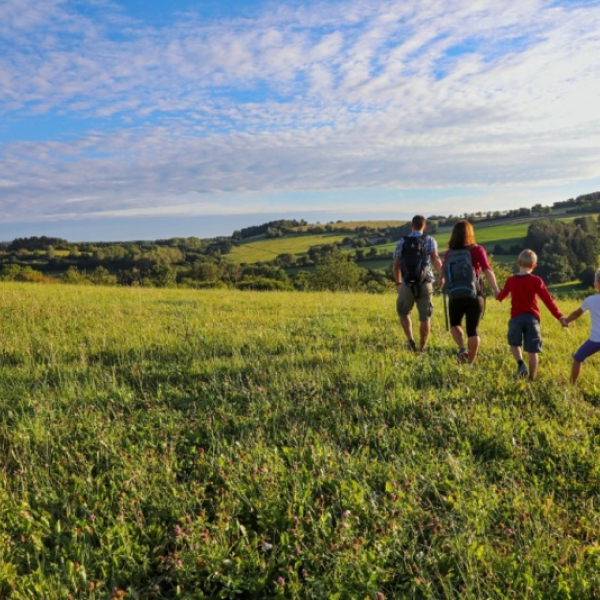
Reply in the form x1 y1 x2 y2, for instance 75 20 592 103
444 246 479 299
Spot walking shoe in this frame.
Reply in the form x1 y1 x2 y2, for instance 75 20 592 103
457 348 468 362
517 363 528 377
407 339 417 352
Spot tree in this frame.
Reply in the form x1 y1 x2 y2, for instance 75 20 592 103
579 265 597 287
309 254 361 291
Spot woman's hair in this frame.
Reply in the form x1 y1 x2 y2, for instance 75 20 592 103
448 220 476 249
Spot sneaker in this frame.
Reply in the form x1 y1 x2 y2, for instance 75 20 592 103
517 363 528 377
457 348 469 362
407 339 417 352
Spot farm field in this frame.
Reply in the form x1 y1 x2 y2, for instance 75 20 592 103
228 233 351 264
379 222 529 257
1 284 600 598
230 220 530 269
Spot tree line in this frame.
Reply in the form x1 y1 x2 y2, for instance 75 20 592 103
1 191 599 292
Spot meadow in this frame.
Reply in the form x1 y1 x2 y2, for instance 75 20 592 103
228 220 530 270
228 233 352 264
1 283 600 599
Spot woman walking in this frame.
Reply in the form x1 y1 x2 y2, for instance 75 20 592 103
441 220 500 364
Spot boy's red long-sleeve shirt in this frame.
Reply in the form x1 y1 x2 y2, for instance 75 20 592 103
496 273 563 321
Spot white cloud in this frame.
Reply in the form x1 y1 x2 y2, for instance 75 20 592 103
1 0 600 224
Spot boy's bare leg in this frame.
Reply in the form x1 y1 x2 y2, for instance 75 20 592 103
467 335 480 364
419 320 431 351
510 346 523 362
528 353 539 381
571 360 582 384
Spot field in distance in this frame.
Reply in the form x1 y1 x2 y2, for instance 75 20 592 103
228 219 530 264
2 283 599 597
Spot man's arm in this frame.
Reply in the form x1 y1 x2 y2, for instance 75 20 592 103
430 251 443 277
393 257 402 290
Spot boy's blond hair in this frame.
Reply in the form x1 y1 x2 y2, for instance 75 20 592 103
518 249 537 269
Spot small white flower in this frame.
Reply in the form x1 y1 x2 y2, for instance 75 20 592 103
261 542 273 552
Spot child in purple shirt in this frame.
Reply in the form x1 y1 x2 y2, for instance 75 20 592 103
564 269 600 383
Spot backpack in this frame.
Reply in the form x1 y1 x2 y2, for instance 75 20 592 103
444 246 479 299
400 235 429 290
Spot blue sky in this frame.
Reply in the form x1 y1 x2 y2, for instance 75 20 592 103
1 0 600 241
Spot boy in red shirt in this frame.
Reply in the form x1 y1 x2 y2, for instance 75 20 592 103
496 249 567 380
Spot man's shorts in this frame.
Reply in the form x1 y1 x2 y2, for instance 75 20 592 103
573 339 600 363
396 281 433 322
507 313 542 353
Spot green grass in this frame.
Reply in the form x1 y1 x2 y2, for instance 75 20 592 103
228 233 353 263
1 283 600 598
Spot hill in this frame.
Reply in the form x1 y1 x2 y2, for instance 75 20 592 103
0 192 599 292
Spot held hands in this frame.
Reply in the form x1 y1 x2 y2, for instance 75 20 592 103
493 288 500 299
560 317 569 328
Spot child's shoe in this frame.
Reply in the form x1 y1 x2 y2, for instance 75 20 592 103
517 363 528 377
407 339 417 352
457 348 468 362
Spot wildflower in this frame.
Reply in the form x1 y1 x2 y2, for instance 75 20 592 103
89 514 96 521
261 542 273 552
376 593 386 600
342 510 351 519
174 525 183 537
276 577 285 587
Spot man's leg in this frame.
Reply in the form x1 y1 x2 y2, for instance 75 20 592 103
400 314 414 344
397 285 417 350
415 283 433 351
419 319 431 351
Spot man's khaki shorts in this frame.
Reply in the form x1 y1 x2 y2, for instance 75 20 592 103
396 281 433 322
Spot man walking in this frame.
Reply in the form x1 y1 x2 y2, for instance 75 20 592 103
393 215 442 352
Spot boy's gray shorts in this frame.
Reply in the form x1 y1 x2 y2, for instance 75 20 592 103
396 282 433 322
507 313 542 353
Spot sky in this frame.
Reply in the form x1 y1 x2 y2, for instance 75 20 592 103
1 0 600 242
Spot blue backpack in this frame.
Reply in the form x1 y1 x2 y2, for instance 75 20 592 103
444 246 479 299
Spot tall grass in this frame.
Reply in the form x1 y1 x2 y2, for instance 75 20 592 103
0 283 599 598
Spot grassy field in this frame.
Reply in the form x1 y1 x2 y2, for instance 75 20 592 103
228 233 351 264
378 222 530 257
227 220 530 271
1 283 600 598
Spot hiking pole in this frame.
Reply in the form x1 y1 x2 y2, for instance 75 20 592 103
443 290 449 331
479 276 486 321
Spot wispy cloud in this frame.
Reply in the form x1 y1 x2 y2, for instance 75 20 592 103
1 0 599 225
